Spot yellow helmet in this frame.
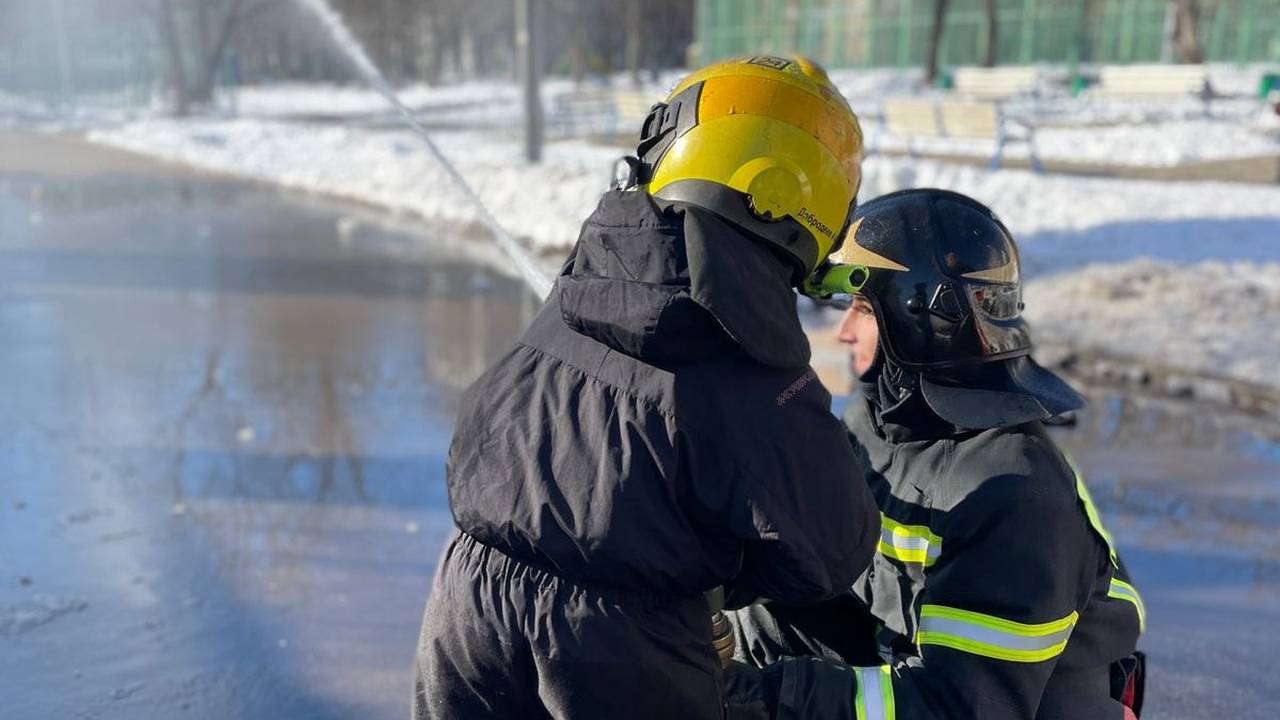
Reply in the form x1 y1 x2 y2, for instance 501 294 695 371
634 55 864 283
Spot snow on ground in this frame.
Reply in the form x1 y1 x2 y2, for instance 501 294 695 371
231 81 519 118
856 154 1280 277
84 116 1280 387
0 90 157 130
866 118 1280 167
87 119 619 255
1025 258 1280 388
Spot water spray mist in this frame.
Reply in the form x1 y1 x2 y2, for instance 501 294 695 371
294 0 555 301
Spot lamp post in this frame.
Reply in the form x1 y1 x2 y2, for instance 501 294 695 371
516 0 544 163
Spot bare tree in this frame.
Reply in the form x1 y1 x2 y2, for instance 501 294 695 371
983 0 998 67
154 0 191 114
925 0 950 85
193 0 273 103
1170 0 1206 64
138 0 273 115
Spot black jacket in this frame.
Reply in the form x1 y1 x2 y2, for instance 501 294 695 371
447 189 880 601
727 386 1144 719
842 393 1143 719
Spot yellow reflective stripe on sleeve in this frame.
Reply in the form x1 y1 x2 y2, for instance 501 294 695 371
1063 452 1119 567
1108 577 1147 634
878 514 942 567
853 665 895 720
916 605 1079 663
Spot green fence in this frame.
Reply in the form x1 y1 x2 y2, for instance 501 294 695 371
694 0 1280 68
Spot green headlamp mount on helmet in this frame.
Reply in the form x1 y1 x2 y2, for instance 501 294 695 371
801 262 871 300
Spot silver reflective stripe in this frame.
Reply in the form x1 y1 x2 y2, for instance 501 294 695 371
879 527 938 556
855 665 895 720
917 605 1079 663
1108 578 1146 633
878 514 942 567
919 616 1074 652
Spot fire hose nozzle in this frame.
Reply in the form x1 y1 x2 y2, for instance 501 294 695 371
705 586 735 670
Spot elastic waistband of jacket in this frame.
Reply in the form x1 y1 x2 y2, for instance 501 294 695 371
450 529 705 610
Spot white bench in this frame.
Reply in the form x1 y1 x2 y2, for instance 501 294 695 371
952 66 1042 100
1095 64 1212 109
614 90 659 132
551 88 660 140
880 98 1042 171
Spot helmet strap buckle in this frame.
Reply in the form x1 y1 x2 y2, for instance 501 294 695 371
635 83 703 185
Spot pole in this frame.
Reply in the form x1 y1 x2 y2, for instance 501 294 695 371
516 0 544 163
51 0 75 105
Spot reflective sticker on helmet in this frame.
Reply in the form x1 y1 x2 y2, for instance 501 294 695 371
961 261 1019 284
832 219 910 271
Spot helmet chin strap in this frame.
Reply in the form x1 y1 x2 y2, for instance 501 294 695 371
859 345 915 414
859 345 916 402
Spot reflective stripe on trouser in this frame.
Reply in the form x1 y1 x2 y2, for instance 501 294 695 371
916 605 1079 663
878 514 941 567
854 665 895 720
1108 577 1146 633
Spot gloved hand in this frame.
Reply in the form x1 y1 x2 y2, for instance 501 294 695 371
725 657 861 720
724 661 773 720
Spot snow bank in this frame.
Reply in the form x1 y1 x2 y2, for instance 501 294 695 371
1025 258 1280 388
84 117 1280 387
232 81 519 118
88 119 618 254
857 155 1280 276
87 118 1280 261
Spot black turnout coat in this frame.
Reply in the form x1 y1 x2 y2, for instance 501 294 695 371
727 390 1144 719
413 190 879 719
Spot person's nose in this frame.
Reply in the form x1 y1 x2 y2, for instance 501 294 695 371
835 308 858 345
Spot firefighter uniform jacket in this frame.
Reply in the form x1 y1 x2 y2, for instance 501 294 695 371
729 394 1145 719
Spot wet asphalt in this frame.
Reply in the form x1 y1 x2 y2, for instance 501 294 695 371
0 143 534 718
1 135 1277 719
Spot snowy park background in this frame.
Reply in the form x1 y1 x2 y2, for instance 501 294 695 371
34 68 1279 396
3 1 1280 719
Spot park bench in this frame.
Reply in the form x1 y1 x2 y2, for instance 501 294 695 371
1094 64 1212 110
951 66 1042 100
881 97 1042 171
551 87 659 140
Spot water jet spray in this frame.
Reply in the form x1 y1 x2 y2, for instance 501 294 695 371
293 0 554 301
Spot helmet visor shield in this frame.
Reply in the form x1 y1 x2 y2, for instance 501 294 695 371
964 281 1031 357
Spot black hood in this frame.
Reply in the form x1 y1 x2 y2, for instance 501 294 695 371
856 346 964 443
557 190 810 369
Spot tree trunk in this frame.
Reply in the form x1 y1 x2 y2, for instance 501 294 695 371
424 2 446 85
191 0 252 106
156 0 190 116
925 0 950 85
983 0 998 67
625 0 641 88
1171 0 1205 64
570 21 586 85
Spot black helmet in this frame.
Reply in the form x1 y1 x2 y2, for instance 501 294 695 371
834 188 1083 428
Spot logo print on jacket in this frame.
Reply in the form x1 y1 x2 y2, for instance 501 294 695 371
776 368 818 407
